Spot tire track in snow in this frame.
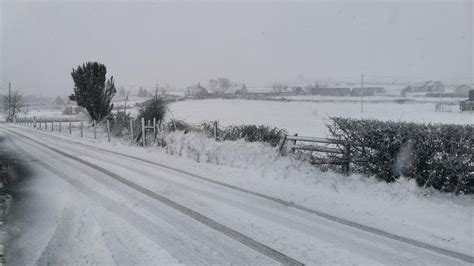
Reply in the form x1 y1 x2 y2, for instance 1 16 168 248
8 126 474 264
4 129 304 266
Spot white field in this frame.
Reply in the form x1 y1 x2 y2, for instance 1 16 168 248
169 99 474 136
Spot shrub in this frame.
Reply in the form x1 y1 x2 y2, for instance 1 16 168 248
327 117 473 194
160 120 286 147
221 124 287 147
166 119 193 132
108 111 131 137
137 97 167 123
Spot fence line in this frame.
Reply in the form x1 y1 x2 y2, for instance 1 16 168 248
278 133 352 175
15 117 360 174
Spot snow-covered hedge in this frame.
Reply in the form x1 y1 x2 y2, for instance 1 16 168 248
166 121 287 147
327 117 473 194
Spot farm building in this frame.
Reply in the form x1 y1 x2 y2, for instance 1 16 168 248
292 86 303 94
185 83 209 99
234 84 249 96
315 87 351 96
403 81 445 93
459 90 474 111
454 84 473 97
351 87 385 96
62 100 78 115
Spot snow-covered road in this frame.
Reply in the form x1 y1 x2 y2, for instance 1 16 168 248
1 126 472 265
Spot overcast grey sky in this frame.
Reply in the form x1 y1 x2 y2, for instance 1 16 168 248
1 0 472 96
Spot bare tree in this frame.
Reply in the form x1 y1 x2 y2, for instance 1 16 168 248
217 78 232 92
4 90 24 122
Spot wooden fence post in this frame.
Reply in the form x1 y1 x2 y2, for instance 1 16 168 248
213 121 218 140
278 134 287 152
51 121 54 131
45 121 47 130
130 118 134 142
69 120 72 135
80 121 83 137
39 120 42 129
59 121 62 133
153 117 156 139
342 144 351 175
107 119 111 142
93 120 97 139
141 117 146 147
291 133 298 152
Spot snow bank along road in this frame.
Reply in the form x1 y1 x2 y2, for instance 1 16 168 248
1 125 472 265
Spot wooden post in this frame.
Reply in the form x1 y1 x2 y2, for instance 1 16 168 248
291 133 298 152
51 121 54 131
278 134 287 152
213 121 218 140
93 120 97 139
80 121 83 137
45 121 47 130
39 120 42 129
69 120 72 135
59 121 62 133
342 144 351 175
107 119 111 142
141 117 146 147
130 118 134 142
153 117 156 139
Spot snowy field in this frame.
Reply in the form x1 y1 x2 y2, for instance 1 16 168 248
24 109 85 120
169 99 474 136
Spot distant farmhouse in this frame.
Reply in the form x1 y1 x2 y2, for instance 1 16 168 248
306 85 385 97
350 87 385 96
63 99 78 115
234 84 248 96
454 84 473 97
403 81 445 94
317 87 351 96
185 83 209 99
460 90 474 111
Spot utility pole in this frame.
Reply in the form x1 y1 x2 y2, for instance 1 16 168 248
360 74 364 113
8 82 11 120
124 91 129 115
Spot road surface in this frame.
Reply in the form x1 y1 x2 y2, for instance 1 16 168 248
1 125 471 265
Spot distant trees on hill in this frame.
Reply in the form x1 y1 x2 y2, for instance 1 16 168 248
137 87 152 97
208 78 232 93
118 87 126 97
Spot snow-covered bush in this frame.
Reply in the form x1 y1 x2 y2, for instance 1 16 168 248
137 97 167 124
220 124 287 147
327 117 473 194
108 111 131 137
165 119 194 132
